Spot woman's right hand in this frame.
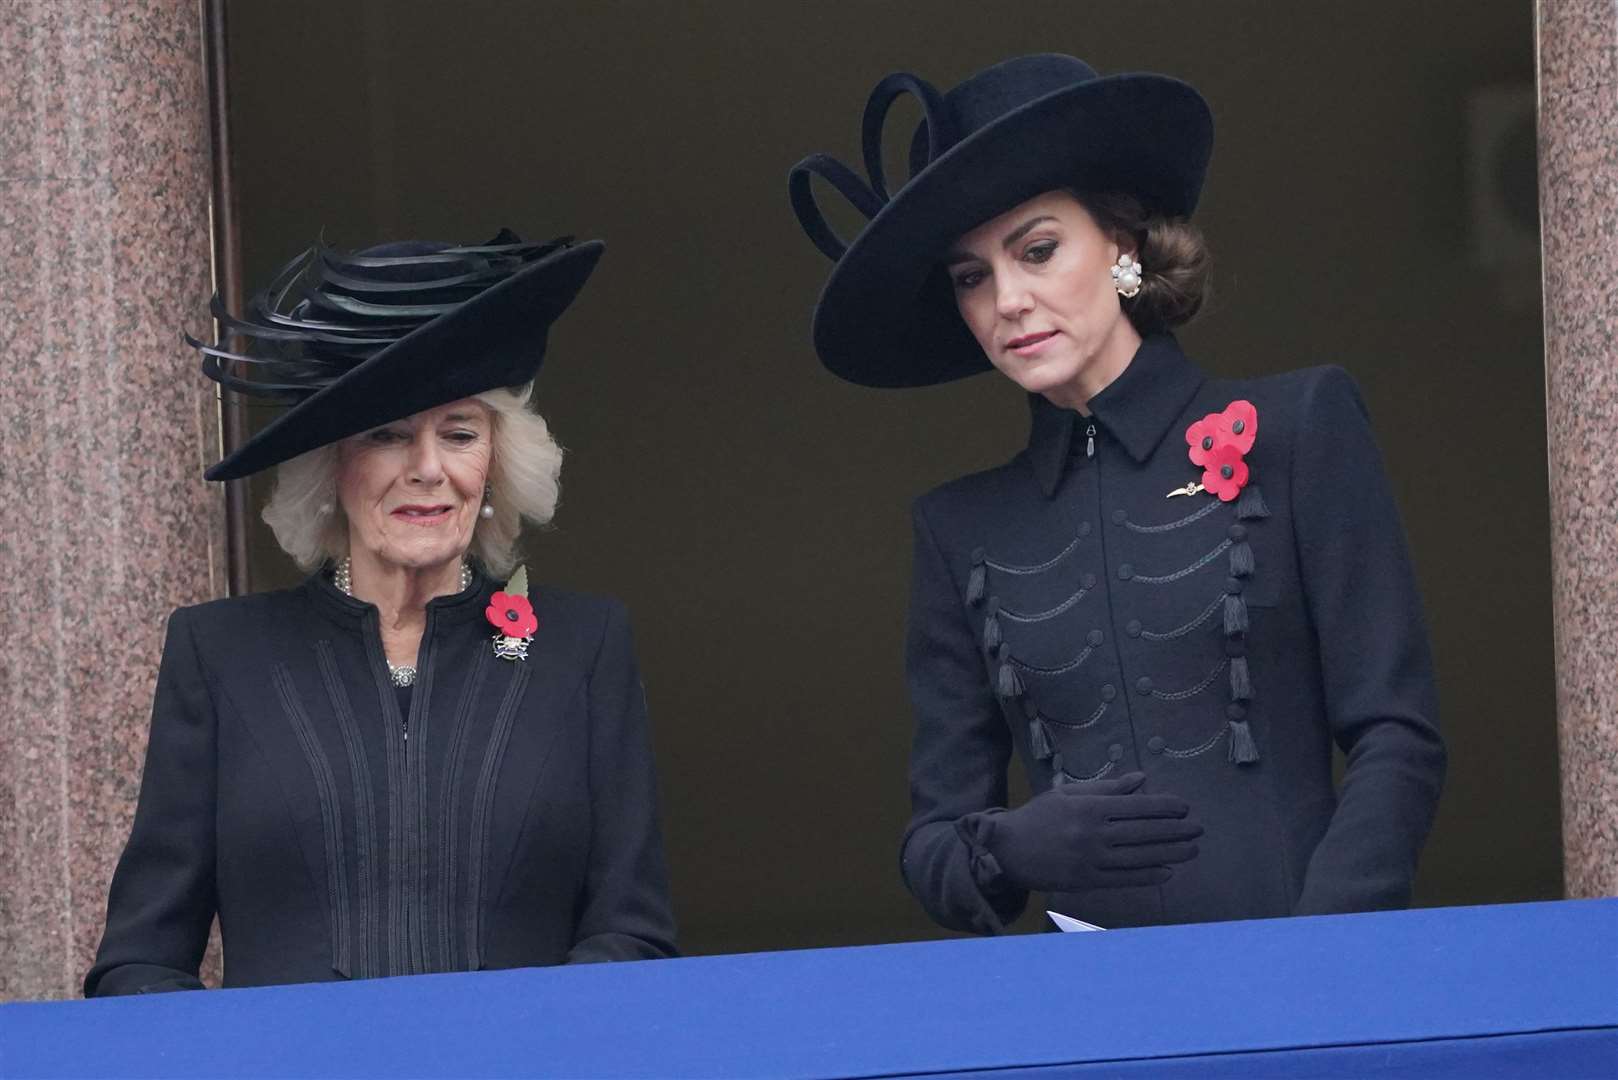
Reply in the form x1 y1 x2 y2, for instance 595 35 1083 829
984 772 1203 892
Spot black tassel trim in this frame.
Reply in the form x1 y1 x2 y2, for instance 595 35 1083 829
954 816 1010 894
996 663 1024 701
1227 490 1262 765
967 562 986 607
983 611 1001 652
1028 718 1053 761
1228 719 1261 764
1224 593 1248 636
1230 541 1254 579
1230 656 1252 701
1050 753 1067 787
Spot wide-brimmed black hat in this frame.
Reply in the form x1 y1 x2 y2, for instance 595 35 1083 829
191 230 602 480
789 54 1212 387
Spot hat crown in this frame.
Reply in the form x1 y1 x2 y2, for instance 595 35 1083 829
357 240 447 257
937 54 1100 143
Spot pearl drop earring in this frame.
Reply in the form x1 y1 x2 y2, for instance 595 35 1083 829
480 485 495 520
1111 253 1143 298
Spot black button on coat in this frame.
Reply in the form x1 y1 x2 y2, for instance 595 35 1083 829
85 569 676 994
901 335 1445 933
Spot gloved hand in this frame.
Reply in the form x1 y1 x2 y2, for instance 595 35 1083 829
984 772 1202 892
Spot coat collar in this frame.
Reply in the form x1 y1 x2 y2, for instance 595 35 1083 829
1027 333 1206 497
303 561 500 628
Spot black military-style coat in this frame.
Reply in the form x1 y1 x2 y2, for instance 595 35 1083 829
85 568 676 995
901 335 1446 933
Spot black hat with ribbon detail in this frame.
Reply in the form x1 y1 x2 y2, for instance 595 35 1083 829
789 54 1213 388
190 230 602 481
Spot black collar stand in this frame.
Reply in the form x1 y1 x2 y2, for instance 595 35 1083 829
1026 334 1206 497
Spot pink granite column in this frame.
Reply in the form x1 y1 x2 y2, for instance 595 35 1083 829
0 1 224 1001
1538 0 1618 899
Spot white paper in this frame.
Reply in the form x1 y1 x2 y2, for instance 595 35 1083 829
1047 910 1105 933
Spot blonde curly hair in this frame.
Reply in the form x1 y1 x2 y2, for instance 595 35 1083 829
261 382 562 578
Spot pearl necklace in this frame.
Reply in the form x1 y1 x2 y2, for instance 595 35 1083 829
334 556 473 687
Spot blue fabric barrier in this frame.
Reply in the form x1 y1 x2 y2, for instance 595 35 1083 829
4 899 1615 1079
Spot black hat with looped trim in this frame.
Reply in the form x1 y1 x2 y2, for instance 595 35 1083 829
190 230 602 480
789 54 1212 388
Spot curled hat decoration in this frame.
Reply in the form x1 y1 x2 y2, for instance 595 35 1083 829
188 229 603 481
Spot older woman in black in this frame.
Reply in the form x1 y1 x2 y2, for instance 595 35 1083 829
789 56 1445 933
86 233 676 994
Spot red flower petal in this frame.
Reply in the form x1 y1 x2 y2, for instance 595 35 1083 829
1185 414 1223 467
486 591 538 637
1215 400 1258 455
1202 444 1250 502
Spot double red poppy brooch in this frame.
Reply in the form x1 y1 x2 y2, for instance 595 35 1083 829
485 565 538 662
1171 400 1258 502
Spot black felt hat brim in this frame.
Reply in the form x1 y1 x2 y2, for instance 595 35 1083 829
205 240 603 481
811 74 1211 388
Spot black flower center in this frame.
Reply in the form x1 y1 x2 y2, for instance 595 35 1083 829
1202 436 1214 451
1220 465 1234 479
505 610 518 621
1232 420 1245 435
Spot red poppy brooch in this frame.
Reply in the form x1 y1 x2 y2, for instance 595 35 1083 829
486 565 537 662
1172 400 1258 502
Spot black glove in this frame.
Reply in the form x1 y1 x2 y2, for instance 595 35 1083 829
983 772 1202 892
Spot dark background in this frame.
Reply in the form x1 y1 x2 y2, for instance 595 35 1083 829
223 0 1556 954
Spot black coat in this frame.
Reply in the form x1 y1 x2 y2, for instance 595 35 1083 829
902 335 1445 933
86 569 676 995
